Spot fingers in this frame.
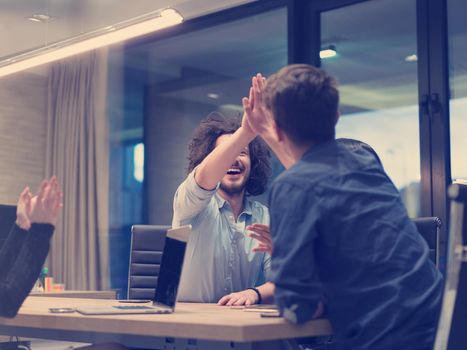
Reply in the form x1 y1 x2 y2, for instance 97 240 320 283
247 224 272 243
252 75 263 107
231 296 247 306
218 292 255 306
36 179 49 203
19 186 30 201
252 244 272 253
248 232 270 244
28 176 62 226
217 295 230 305
16 186 32 230
248 86 254 110
248 223 270 232
242 97 251 115
248 223 273 254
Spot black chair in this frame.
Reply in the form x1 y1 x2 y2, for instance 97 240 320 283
412 216 441 267
434 182 467 350
0 204 17 251
127 225 170 300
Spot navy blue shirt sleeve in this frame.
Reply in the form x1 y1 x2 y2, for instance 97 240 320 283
269 180 322 324
0 223 54 318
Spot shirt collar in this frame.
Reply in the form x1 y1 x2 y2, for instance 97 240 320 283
302 139 337 160
214 192 253 217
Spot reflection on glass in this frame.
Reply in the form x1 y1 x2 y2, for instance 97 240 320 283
448 0 467 181
140 8 287 224
321 0 420 216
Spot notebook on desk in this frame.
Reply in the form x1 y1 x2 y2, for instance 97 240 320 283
76 225 191 315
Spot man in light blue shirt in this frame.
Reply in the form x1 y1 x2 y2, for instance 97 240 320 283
173 112 274 305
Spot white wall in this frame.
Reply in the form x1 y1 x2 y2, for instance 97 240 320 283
0 72 48 204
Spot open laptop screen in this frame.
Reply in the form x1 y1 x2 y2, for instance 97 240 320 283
154 225 191 308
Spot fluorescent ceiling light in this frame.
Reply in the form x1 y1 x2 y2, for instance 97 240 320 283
405 54 418 62
320 45 337 59
0 8 183 78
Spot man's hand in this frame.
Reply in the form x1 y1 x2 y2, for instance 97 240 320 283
242 74 277 142
217 289 259 306
240 86 258 138
247 223 273 254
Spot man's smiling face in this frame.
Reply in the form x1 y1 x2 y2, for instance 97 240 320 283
215 133 251 197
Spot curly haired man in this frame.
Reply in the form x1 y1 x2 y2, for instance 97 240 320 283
172 111 274 305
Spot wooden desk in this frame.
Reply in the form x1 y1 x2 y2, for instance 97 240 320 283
0 297 332 350
30 290 116 299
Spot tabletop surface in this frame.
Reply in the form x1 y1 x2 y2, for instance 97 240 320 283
30 290 117 299
0 296 332 342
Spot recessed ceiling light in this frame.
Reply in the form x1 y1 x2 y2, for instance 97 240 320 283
27 14 55 23
207 93 219 99
405 54 418 62
320 45 337 59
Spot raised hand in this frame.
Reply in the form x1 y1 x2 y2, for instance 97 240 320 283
28 176 63 226
247 223 273 254
242 74 277 142
240 86 257 137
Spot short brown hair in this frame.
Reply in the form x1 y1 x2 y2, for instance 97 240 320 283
263 64 339 145
187 112 271 196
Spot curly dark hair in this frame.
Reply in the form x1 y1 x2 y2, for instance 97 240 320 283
187 112 271 196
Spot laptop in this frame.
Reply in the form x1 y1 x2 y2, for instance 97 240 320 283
76 225 191 315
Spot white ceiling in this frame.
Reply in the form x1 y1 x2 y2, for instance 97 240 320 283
0 0 255 60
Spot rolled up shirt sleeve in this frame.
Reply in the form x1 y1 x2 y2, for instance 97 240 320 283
172 167 219 226
269 181 322 324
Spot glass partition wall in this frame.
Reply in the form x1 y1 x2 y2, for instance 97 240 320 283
320 0 420 217
448 0 467 182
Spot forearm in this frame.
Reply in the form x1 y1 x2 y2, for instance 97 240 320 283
0 225 27 281
195 125 255 190
0 224 53 318
256 282 275 304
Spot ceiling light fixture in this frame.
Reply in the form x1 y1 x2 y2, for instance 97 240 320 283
320 45 337 59
207 93 219 99
404 54 418 62
0 8 183 78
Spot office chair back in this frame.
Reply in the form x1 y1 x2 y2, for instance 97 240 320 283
127 225 170 300
434 182 467 350
412 216 441 267
0 204 17 250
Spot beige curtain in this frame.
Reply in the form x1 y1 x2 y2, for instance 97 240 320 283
45 49 109 290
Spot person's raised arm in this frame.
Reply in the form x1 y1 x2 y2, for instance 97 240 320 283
194 114 257 191
0 177 62 318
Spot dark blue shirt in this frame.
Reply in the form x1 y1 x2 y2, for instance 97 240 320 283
269 139 442 350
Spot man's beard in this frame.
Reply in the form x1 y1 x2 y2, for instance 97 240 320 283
219 179 247 196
